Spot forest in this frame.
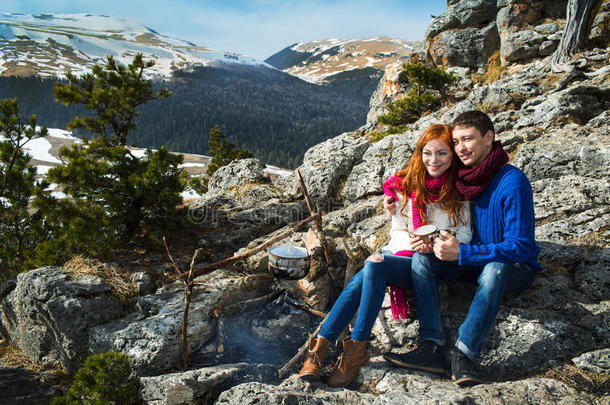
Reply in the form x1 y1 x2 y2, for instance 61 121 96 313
0 63 380 168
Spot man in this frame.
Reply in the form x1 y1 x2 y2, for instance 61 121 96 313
384 110 542 386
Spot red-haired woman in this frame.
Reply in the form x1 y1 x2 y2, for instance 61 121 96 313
298 124 472 387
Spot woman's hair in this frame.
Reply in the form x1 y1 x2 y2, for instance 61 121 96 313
395 123 465 225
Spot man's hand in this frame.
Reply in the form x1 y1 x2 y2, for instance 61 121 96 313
433 230 460 261
384 195 396 215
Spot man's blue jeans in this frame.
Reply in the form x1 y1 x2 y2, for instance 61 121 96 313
411 253 536 360
319 252 412 343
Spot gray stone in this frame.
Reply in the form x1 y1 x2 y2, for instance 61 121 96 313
298 132 371 203
515 84 610 129
514 130 610 182
207 158 269 195
366 62 408 129
341 132 415 202
572 349 610 375
89 270 271 376
501 30 546 63
536 22 560 34
0 367 62 405
0 267 122 372
131 272 155 296
429 22 500 68
139 363 246 405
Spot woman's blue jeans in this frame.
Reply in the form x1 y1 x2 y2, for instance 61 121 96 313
411 252 536 360
318 252 412 343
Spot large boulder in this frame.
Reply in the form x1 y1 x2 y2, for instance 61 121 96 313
188 158 306 258
139 363 246 405
0 267 123 372
207 158 269 195
296 131 370 204
428 22 500 68
341 132 417 202
89 270 271 376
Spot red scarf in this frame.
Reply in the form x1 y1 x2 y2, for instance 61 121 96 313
455 141 508 201
383 171 449 321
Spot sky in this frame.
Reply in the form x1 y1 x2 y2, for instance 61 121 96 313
3 0 447 60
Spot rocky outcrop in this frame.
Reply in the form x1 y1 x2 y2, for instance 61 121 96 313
89 270 271 376
0 267 123 372
425 0 568 69
139 363 246 405
216 372 585 404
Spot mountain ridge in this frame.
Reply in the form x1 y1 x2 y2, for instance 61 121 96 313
0 12 265 78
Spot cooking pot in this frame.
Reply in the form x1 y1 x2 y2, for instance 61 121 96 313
268 245 310 279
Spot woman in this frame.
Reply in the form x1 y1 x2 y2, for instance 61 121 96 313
298 124 472 387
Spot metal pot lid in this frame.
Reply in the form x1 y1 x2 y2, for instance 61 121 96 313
269 245 309 258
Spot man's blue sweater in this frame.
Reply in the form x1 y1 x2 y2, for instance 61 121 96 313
459 164 542 270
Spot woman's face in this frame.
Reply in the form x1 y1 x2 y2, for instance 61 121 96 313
422 139 452 178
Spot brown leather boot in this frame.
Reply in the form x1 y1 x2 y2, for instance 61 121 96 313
299 336 331 380
327 338 369 387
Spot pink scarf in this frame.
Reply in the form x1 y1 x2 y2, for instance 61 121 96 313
382 172 448 320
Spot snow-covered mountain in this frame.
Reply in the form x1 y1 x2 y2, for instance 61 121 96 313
0 13 264 78
265 36 419 84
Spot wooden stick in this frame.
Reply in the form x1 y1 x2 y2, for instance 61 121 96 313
278 313 329 379
183 213 318 280
295 168 331 264
163 236 183 277
180 248 202 370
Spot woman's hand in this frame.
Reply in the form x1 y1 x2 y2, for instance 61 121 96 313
410 235 433 254
384 195 396 215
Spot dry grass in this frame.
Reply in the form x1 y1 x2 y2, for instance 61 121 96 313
0 339 64 375
472 50 506 84
544 364 610 399
63 256 137 304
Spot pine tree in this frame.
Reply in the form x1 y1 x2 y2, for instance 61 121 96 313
0 98 47 280
54 53 171 146
38 54 185 245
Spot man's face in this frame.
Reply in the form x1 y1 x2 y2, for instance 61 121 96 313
452 125 494 167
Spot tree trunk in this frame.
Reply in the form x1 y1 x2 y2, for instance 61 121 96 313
551 0 604 66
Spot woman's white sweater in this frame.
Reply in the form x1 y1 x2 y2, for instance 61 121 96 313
383 193 472 254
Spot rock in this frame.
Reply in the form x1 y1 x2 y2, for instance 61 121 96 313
0 267 123 372
428 22 500 68
131 272 155 296
297 273 331 311
500 29 546 63
188 171 306 258
139 363 246 405
366 62 409 128
89 270 271 376
341 132 416 202
515 84 610 129
207 158 269 195
0 367 62 405
513 129 610 182
297 131 370 203
426 0 497 40
572 349 610 375
217 372 585 404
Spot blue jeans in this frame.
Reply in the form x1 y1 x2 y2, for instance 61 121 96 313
319 252 412 343
411 253 536 360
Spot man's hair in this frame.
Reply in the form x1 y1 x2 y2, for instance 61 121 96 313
451 110 495 137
